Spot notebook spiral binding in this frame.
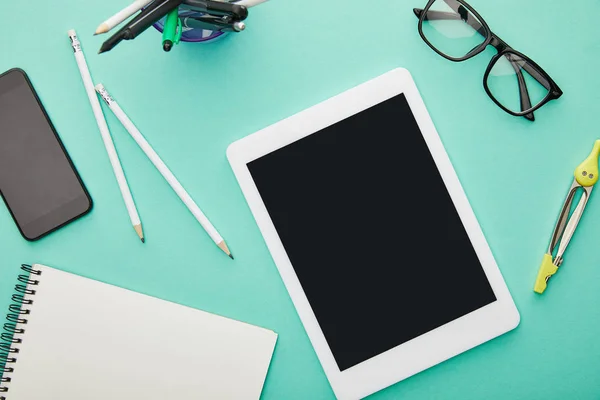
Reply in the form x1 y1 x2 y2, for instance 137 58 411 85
0 264 41 400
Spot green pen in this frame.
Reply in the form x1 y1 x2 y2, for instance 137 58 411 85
162 7 182 52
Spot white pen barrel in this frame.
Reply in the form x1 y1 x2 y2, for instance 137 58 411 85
105 0 154 31
235 0 268 8
96 85 222 244
68 31 140 226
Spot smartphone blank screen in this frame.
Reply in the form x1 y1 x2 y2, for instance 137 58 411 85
0 69 91 240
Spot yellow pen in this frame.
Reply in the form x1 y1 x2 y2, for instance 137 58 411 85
534 140 600 294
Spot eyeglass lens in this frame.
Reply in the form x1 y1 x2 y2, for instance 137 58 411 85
420 0 486 59
486 53 551 114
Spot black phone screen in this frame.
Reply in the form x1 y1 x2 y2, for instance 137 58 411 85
0 69 91 240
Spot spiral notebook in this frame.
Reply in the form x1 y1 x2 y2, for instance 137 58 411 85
0 264 277 400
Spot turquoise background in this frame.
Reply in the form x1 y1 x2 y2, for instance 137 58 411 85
0 0 599 398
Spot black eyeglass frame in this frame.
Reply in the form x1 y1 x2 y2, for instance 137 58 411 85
414 0 563 121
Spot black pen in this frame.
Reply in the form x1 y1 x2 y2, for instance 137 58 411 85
183 15 245 32
182 0 248 20
99 0 184 54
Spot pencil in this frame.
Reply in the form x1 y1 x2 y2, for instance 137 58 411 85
95 83 233 259
68 30 145 243
95 0 155 35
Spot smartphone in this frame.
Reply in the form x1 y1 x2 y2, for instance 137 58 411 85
0 68 92 240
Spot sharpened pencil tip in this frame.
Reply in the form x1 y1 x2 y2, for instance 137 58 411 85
229 253 234 260
134 224 144 243
217 240 233 258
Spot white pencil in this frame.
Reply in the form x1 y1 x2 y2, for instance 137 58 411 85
68 30 145 243
95 83 233 259
95 0 155 35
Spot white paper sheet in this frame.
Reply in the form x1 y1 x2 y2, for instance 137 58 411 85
5 264 277 400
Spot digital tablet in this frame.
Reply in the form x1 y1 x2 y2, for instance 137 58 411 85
227 68 520 400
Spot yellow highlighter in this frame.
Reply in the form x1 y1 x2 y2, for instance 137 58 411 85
534 140 600 294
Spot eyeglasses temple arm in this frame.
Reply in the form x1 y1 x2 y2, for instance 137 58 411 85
520 62 551 91
508 58 535 120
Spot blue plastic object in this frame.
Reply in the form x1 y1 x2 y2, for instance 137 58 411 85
152 8 228 43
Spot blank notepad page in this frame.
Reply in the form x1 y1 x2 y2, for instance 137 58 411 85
6 264 277 400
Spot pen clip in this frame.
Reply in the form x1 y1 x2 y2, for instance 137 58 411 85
175 17 183 45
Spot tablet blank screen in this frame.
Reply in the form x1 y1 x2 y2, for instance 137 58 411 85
247 93 496 371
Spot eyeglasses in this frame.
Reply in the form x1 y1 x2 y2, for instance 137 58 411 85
413 0 563 121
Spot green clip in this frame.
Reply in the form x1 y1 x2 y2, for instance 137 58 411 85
175 17 183 45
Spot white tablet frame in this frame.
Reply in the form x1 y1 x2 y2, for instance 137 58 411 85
227 68 520 400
